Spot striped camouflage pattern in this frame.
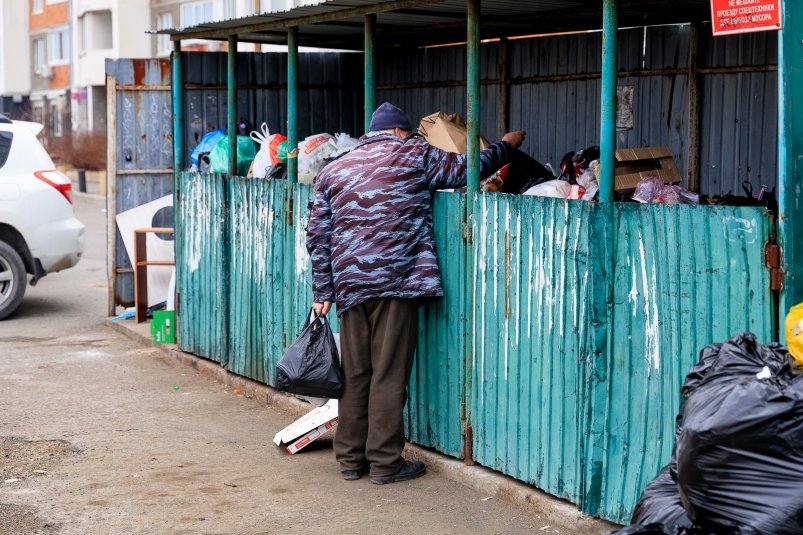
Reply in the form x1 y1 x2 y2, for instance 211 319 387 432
307 131 511 315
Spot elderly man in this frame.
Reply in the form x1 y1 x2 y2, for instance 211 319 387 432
307 102 525 484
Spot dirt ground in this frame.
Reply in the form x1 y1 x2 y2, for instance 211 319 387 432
0 194 613 535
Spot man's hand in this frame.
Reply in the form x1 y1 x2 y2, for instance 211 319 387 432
313 301 332 317
502 130 527 150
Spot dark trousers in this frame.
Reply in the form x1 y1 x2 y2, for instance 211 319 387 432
334 298 419 477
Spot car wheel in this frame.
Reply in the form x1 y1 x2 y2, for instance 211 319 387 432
0 240 26 320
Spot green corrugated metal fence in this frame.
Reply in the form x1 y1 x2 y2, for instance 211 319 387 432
175 177 773 523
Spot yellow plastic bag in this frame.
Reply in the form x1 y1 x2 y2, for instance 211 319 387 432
787 302 803 365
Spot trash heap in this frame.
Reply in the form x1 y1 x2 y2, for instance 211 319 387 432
610 332 803 535
185 110 777 213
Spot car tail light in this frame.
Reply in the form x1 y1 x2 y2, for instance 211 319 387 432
34 170 73 204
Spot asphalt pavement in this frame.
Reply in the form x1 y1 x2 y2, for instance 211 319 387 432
0 193 614 535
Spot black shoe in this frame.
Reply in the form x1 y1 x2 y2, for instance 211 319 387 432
341 465 369 481
370 460 426 485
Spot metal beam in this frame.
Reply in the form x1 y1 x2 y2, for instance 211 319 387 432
170 0 446 41
364 13 376 132
227 35 238 176
779 0 803 333
466 0 480 194
599 0 618 202
287 26 298 184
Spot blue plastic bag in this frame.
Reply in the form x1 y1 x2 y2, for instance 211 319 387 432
190 129 225 168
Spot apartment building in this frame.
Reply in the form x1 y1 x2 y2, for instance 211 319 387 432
151 0 258 56
71 0 150 133
28 0 72 137
0 1 31 119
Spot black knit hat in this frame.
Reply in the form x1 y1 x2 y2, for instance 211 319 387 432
368 102 413 132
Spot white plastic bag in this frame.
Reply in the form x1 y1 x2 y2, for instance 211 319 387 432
577 160 599 201
522 179 571 199
250 123 273 179
298 133 335 185
329 133 359 158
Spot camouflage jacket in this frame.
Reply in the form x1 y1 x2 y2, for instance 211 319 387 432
306 131 511 316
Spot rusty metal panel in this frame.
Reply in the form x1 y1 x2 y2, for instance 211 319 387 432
405 192 468 459
586 203 773 523
471 194 592 503
106 58 173 309
226 178 288 383
175 173 229 364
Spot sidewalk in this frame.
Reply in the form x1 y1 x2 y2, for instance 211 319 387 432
108 318 618 535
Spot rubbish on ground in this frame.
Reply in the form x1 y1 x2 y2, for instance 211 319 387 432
233 389 241 395
273 399 339 454
611 333 803 535
151 310 175 344
172 385 180 392
276 309 343 399
115 195 174 307
632 176 699 205
249 123 288 178
298 134 335 184
418 111 490 154
112 307 136 321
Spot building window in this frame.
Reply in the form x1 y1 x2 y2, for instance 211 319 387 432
50 104 62 137
33 0 43 14
223 0 235 19
157 13 173 56
33 38 46 75
47 29 70 65
181 1 214 27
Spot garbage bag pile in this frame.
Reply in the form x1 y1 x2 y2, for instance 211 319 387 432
609 332 803 535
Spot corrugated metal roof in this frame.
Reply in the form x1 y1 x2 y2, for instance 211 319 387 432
153 0 713 49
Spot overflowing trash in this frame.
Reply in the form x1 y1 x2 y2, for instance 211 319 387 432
609 332 803 535
184 110 777 215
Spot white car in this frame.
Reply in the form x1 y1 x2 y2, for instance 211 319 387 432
0 115 85 319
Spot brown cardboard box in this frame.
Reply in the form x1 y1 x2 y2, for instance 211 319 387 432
613 147 681 194
418 112 490 154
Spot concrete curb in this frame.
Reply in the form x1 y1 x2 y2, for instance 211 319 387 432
106 318 618 534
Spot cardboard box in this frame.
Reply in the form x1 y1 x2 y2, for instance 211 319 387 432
273 399 339 454
418 112 490 154
151 310 175 344
613 147 681 194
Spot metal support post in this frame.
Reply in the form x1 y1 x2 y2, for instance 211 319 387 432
466 0 481 193
779 0 803 331
599 0 618 202
227 35 238 176
287 26 299 184
364 14 376 131
172 41 184 177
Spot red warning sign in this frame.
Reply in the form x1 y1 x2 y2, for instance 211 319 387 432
711 0 782 36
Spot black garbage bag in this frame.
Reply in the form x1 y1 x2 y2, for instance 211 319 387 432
275 310 343 399
675 333 803 535
631 467 692 528
607 524 702 535
500 151 556 194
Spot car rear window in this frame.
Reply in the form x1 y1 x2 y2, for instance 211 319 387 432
0 131 11 169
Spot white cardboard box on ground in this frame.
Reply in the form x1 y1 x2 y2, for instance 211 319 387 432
273 399 339 454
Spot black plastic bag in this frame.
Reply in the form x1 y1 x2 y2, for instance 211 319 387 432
500 151 556 194
631 467 692 528
275 310 343 399
675 333 803 535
